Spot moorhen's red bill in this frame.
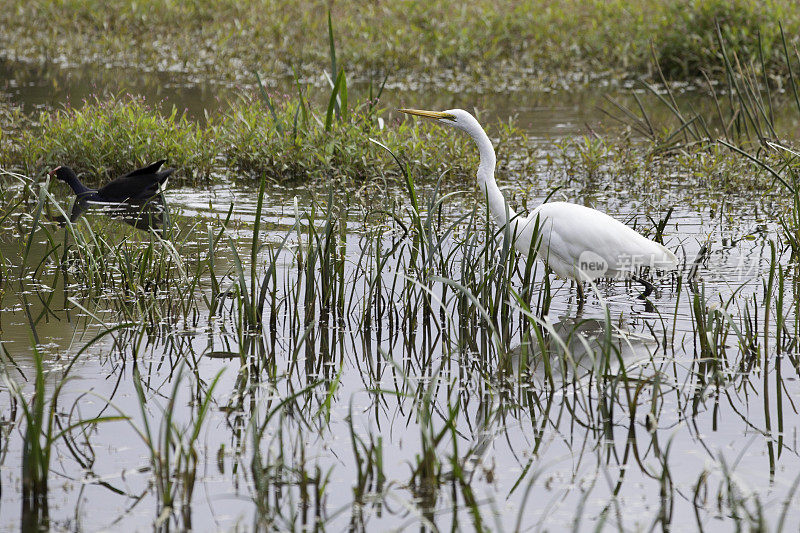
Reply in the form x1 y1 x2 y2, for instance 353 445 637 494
49 160 175 202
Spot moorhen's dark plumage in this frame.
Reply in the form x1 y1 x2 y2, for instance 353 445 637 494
49 160 174 202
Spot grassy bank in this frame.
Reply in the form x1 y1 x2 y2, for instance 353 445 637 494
0 85 789 201
1 92 535 183
2 1 799 89
0 92 780 200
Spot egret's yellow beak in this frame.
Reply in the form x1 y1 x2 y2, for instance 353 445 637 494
399 108 455 121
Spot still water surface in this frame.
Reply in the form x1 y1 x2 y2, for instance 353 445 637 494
0 59 798 531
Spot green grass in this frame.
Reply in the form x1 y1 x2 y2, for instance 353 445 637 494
2 1 800 88
3 333 128 531
130 364 223 530
11 96 218 180
0 91 531 184
0 88 783 196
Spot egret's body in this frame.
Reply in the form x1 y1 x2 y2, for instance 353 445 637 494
399 108 677 298
514 201 677 280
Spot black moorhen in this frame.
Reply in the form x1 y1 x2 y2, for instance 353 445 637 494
49 160 174 202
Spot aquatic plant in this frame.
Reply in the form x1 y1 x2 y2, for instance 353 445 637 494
130 363 223 531
1 334 128 530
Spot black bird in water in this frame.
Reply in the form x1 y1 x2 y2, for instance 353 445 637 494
49 159 174 203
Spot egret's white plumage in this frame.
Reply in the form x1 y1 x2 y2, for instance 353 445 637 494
399 108 678 291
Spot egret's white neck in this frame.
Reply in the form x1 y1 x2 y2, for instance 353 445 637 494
464 122 517 228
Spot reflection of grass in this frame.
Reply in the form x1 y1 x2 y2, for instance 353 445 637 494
2 1 799 87
2 335 128 531
130 364 223 530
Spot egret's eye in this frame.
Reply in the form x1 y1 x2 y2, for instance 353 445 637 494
442 114 456 122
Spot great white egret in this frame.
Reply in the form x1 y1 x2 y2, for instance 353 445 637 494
399 108 678 303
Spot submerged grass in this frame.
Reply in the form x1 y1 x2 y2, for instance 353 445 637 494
1 331 128 530
130 364 223 531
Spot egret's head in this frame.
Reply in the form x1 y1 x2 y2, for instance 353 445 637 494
398 108 480 135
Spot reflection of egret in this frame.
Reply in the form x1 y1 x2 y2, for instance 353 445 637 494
509 316 654 385
399 109 678 304
463 316 653 480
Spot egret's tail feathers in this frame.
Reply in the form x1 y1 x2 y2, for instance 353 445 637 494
655 244 679 270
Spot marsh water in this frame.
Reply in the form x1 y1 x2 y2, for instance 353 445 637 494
0 58 727 138
2 59 800 531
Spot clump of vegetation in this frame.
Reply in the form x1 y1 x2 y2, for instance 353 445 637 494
130 365 223 530
4 339 127 531
7 95 217 180
653 0 778 78
219 93 483 182
1 92 531 184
